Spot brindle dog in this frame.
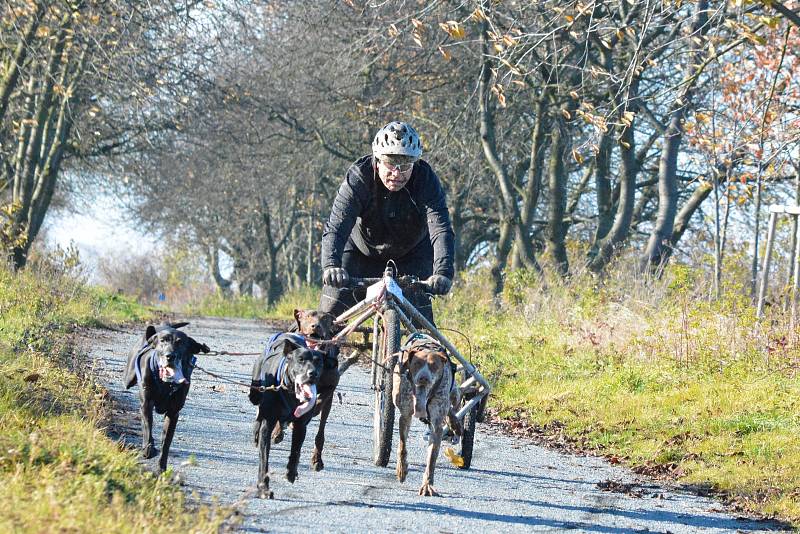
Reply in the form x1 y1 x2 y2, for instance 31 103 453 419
393 334 462 496
268 309 358 471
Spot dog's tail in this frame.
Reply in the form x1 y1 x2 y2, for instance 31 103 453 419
336 352 361 375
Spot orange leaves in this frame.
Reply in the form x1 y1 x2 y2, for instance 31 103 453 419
469 8 486 23
438 21 465 40
501 33 517 47
412 17 425 47
575 102 608 134
491 84 506 107
620 111 635 128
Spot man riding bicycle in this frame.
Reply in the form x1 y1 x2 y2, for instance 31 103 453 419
319 121 455 325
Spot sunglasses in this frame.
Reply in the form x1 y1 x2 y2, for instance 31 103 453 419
379 159 414 173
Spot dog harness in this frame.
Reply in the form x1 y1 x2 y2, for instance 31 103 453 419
256 332 315 421
401 333 456 387
259 332 307 388
133 344 157 386
401 333 457 425
133 343 195 393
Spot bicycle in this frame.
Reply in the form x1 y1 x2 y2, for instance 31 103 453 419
329 262 491 469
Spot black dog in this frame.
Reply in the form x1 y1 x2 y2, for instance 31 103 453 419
249 333 324 499
124 322 209 471
268 309 359 472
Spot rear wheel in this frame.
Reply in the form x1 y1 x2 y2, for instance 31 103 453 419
372 308 399 467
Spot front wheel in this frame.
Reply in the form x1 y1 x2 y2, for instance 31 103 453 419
372 309 399 467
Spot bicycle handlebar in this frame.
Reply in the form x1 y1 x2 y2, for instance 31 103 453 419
347 275 446 295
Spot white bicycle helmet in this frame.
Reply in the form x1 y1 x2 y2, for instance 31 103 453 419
372 121 423 160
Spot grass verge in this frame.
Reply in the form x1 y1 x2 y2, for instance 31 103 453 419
0 264 232 532
434 266 800 525
183 284 320 320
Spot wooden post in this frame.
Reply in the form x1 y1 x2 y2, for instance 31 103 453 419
757 209 779 319
792 217 800 327
787 215 799 312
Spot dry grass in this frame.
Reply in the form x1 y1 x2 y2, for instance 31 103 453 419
0 262 233 532
435 262 800 525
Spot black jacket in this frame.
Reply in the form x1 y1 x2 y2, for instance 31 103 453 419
321 155 455 278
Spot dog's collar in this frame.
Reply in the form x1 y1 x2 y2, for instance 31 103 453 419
136 346 185 390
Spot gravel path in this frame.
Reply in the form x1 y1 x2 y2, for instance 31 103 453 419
84 317 785 533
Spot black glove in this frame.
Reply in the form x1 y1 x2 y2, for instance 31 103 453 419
323 267 350 288
424 274 452 295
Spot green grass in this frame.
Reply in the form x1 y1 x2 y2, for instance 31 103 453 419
434 267 800 525
0 264 231 532
184 284 321 320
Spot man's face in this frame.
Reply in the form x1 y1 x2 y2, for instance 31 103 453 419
376 158 414 191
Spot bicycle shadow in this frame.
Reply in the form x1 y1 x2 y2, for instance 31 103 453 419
358 498 786 532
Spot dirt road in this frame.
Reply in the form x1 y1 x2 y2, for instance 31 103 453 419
84 317 784 533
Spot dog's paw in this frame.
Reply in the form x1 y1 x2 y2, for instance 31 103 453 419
257 483 274 500
418 483 440 497
142 444 158 459
310 449 324 471
271 424 284 445
286 468 298 483
396 461 408 483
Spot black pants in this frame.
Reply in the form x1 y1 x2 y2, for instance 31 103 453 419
320 240 435 326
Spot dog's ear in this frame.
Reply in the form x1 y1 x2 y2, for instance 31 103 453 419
396 349 411 370
145 325 157 345
188 337 210 354
170 321 190 330
282 337 303 355
293 309 305 327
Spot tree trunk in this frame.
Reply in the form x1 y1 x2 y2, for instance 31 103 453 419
477 23 539 288
491 216 513 296
639 0 709 275
669 181 713 249
591 133 614 246
11 16 73 270
512 94 547 272
209 247 233 296
639 108 683 275
587 123 638 273
544 115 569 276
0 5 44 126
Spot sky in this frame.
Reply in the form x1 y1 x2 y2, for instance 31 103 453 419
44 194 159 280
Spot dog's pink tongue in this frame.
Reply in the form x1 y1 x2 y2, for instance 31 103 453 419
293 384 317 418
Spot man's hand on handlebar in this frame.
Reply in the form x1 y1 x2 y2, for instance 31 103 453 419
424 274 452 295
328 269 452 295
323 267 350 288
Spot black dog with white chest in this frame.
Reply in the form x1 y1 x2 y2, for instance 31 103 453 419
249 333 324 499
124 322 209 471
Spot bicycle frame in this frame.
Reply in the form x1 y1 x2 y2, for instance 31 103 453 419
330 271 491 420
